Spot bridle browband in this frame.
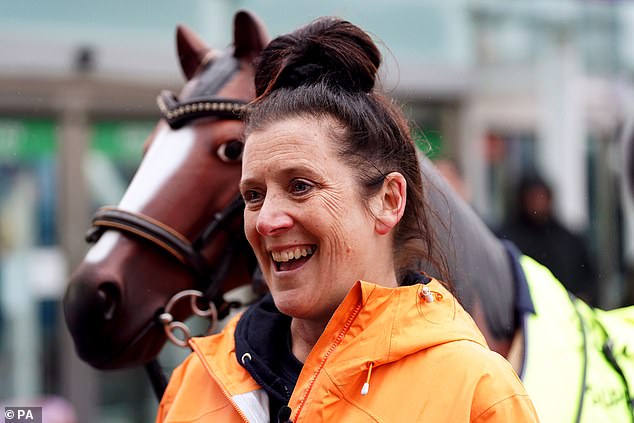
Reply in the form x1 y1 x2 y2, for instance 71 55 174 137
157 90 248 129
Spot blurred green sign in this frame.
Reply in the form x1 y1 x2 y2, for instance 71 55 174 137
0 118 56 160
0 118 156 162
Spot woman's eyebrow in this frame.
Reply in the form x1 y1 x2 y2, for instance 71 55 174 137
239 177 257 193
280 165 320 178
241 163 321 188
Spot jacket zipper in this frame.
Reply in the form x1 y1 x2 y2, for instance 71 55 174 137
293 303 362 421
189 339 251 422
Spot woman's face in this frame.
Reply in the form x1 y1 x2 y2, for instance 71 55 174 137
240 116 396 322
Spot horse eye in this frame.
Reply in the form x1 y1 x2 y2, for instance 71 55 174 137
217 140 244 163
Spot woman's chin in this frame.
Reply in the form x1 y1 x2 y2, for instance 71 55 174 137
271 291 313 319
274 298 306 318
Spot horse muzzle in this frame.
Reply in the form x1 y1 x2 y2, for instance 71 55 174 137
63 262 166 369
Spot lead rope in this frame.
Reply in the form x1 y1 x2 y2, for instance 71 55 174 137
145 359 169 400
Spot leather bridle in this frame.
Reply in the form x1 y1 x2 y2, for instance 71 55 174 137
83 90 257 400
85 91 252 304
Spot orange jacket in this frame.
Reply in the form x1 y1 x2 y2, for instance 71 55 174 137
157 280 539 422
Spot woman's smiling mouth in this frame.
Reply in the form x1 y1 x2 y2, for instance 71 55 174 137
271 245 316 271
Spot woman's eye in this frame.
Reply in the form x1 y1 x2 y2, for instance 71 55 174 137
217 139 244 163
242 190 263 205
290 180 312 195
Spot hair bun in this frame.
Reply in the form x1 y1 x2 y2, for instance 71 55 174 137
283 63 325 87
255 17 382 97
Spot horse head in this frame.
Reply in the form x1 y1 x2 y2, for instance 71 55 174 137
63 11 269 370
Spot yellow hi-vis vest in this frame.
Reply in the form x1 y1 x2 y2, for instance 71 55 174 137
520 255 634 423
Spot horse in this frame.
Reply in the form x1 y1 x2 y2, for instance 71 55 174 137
64 11 634 421
63 10 267 379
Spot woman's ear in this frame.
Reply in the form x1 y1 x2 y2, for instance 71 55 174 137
373 172 407 235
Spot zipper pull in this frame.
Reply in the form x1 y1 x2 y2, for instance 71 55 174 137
361 362 374 395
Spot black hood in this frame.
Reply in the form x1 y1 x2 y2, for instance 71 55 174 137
234 294 301 405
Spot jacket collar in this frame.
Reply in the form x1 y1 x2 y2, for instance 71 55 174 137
294 279 488 395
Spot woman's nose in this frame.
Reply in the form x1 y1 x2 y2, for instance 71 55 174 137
255 194 293 236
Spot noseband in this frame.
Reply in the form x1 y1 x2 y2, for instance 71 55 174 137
86 194 246 287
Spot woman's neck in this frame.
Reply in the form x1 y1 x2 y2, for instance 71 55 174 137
290 318 328 363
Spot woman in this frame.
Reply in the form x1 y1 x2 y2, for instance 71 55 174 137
156 17 539 422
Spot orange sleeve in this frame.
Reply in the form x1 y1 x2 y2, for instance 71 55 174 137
467 349 541 423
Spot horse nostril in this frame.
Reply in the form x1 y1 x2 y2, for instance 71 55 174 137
96 282 120 321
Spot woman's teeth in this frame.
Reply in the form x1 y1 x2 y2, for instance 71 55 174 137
271 246 314 263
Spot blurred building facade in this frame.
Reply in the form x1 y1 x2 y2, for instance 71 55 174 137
1 0 633 421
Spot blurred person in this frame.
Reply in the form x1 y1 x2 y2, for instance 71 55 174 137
156 17 539 422
497 174 598 306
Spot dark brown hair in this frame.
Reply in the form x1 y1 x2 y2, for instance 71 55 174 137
244 17 448 283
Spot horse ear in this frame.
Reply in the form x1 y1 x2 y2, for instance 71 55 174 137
233 10 269 61
176 25 212 80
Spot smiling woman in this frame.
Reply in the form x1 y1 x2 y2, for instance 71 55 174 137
241 115 407 343
156 17 540 423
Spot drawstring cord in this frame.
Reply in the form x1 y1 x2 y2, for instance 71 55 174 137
361 362 374 395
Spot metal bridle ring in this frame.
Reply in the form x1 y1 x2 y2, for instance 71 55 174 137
160 290 219 348
191 294 217 320
164 321 191 348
